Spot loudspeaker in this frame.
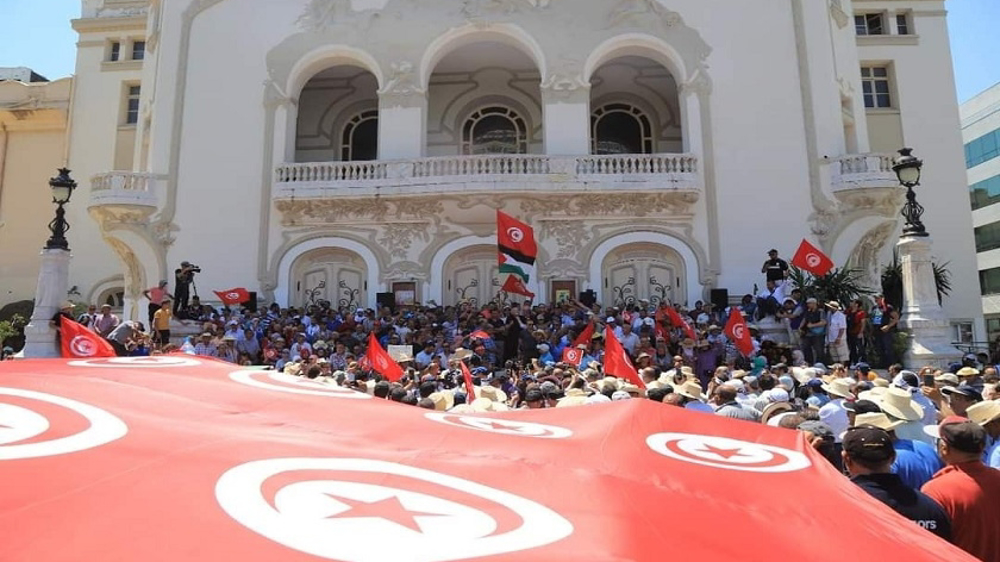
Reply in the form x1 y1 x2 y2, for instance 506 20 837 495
579 290 597 308
710 288 729 311
376 292 395 312
247 291 258 312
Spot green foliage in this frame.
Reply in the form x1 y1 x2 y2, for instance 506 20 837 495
0 313 26 347
880 249 952 309
788 266 875 305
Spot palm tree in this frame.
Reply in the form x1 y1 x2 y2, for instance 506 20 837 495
788 266 875 305
880 249 952 310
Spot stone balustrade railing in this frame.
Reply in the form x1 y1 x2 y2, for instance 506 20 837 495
88 171 159 209
274 153 700 196
828 153 899 191
91 171 156 192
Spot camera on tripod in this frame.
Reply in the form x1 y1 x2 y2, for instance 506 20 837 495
187 264 202 273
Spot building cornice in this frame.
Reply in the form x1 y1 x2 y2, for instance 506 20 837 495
71 16 148 34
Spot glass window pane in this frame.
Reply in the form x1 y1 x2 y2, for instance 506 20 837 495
876 94 891 108
862 81 873 94
873 67 888 77
874 81 890 94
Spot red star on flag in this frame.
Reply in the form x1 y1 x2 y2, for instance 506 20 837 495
485 421 522 432
699 445 748 460
326 494 443 532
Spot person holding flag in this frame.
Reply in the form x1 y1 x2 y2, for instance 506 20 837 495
364 332 405 382
603 325 645 390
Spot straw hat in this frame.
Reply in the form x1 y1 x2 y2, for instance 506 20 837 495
60 301 74 310
877 387 924 421
967 400 1000 426
556 388 590 408
858 387 888 402
872 378 890 388
761 401 795 425
428 391 455 412
284 363 302 377
820 378 854 400
680 366 695 379
792 367 816 385
956 366 980 378
475 385 508 404
449 348 474 362
851 412 904 432
676 380 706 401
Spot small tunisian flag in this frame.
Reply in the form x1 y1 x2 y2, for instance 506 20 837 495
458 359 477 403
213 288 250 306
665 306 697 341
60 317 116 358
365 332 404 382
498 210 537 298
562 347 585 367
791 239 835 276
501 275 535 299
724 306 755 357
603 325 645 389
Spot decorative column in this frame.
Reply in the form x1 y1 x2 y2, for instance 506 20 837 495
893 149 962 368
377 61 427 159
540 71 591 156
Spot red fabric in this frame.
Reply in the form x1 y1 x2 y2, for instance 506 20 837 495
921 461 1000 562
791 239 835 276
213 288 250 306
665 307 696 341
572 322 594 348
724 307 755 357
603 325 644 389
59 317 116 358
496 210 537 260
458 359 477 403
0 357 977 561
365 332 404 382
470 330 491 341
501 275 535 298
561 347 585 367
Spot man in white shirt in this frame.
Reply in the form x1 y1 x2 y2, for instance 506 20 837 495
755 279 791 319
825 301 848 364
616 322 640 355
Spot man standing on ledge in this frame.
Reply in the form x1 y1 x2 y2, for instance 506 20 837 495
174 261 196 316
143 280 174 327
761 248 789 282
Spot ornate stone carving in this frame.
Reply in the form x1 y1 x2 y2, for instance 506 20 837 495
521 191 699 218
680 68 713 97
542 221 592 258
150 220 178 247
829 0 849 29
382 260 429 281
297 0 378 32
274 198 444 226
808 208 838 243
378 61 426 106
263 78 295 109
847 221 896 288
461 0 551 19
608 0 681 28
834 188 904 218
540 258 587 280
377 223 431 259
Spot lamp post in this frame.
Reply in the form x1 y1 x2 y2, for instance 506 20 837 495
22 169 78 358
890 148 961 368
892 148 927 238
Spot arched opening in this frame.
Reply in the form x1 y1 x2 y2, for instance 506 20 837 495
441 244 529 307
589 56 682 154
295 65 379 163
462 106 528 154
601 242 686 308
426 40 542 156
290 247 369 310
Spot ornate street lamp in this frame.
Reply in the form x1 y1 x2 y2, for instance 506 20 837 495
45 168 77 250
892 148 927 238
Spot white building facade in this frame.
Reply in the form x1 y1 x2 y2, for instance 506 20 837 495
962 82 1000 338
5 0 980 336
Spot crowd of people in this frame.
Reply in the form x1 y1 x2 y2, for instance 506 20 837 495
50 253 1000 560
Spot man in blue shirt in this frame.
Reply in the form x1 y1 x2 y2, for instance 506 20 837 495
850 413 942 489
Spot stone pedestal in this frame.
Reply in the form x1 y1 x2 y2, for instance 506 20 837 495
755 316 790 345
22 249 72 358
898 236 962 369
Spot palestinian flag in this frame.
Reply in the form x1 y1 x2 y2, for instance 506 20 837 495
497 210 537 298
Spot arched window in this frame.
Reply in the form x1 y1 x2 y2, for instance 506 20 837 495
97 287 125 308
591 103 654 155
341 110 378 161
462 106 527 155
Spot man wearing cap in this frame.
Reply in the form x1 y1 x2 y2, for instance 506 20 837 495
966 401 1000 468
842 425 951 541
942 384 983 418
921 418 1000 561
761 249 789 282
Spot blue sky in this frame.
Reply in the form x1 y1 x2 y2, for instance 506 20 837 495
0 0 998 102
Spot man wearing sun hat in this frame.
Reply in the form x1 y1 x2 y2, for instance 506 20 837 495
878 386 934 446
842 425 952 541
966 400 1000 468
921 417 1000 561
818 378 854 442
855 407 943 489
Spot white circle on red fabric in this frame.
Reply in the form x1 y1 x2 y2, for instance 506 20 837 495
228 370 371 399
646 432 812 473
0 387 127 460
424 413 572 439
215 457 573 562
68 356 201 367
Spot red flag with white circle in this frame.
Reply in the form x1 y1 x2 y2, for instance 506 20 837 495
724 306 755 357
790 239 834 276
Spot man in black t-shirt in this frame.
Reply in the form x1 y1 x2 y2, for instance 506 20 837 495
761 249 789 282
843 426 952 542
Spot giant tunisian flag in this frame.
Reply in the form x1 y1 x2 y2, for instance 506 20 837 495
59 317 116 358
0 357 975 561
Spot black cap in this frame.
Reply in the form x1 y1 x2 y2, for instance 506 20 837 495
939 419 988 454
942 384 983 402
768 249 778 254
843 425 895 463
525 389 544 402
844 399 881 414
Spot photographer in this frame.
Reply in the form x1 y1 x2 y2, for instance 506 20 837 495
173 261 200 315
